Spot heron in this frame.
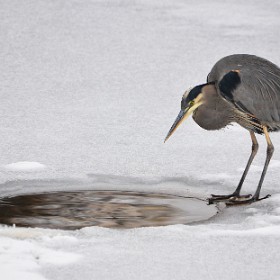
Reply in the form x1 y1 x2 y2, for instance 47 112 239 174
165 54 280 205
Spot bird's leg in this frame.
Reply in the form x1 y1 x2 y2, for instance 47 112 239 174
252 127 273 200
209 131 258 203
226 127 273 205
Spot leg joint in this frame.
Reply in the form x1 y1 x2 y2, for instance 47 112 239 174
252 142 259 152
267 144 274 156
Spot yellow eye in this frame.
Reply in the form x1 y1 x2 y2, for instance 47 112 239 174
189 100 195 107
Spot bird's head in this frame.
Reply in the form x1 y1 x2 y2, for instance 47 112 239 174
164 83 211 142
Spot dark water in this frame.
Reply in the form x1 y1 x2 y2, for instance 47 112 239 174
0 190 217 230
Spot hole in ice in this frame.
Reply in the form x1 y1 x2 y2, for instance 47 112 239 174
0 190 220 230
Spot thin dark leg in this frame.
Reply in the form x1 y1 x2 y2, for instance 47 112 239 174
209 131 258 203
231 131 259 196
226 127 273 205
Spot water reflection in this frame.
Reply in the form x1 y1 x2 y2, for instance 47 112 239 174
0 190 216 230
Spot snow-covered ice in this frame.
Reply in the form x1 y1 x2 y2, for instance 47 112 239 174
3 161 46 172
1 0 280 279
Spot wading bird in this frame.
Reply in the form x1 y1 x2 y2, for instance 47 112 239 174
165 54 280 205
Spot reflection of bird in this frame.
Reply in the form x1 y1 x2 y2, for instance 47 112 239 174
165 54 280 205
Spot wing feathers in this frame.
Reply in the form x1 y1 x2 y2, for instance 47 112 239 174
218 67 280 129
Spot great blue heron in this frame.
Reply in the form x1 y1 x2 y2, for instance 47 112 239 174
165 54 280 205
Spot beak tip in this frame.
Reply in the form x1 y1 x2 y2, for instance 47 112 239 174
164 109 185 144
164 106 193 144
164 133 171 143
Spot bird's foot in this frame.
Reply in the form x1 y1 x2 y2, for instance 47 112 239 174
225 194 271 206
208 193 251 204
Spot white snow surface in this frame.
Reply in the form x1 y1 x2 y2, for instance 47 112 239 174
1 0 280 279
3 161 46 172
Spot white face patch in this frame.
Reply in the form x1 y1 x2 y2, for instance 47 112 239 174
182 87 193 99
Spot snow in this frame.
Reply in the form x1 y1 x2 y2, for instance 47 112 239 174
0 0 280 279
3 162 46 172
0 232 80 280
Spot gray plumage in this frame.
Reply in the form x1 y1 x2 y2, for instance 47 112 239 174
165 54 280 205
207 54 280 132
191 83 234 131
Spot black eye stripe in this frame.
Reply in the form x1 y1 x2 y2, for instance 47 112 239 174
187 84 204 101
181 82 210 109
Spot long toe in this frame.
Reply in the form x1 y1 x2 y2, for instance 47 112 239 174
226 194 271 206
211 194 235 199
211 193 251 198
208 193 251 204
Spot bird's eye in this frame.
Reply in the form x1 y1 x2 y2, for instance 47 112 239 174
189 100 195 107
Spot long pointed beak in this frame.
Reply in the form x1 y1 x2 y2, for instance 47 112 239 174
164 107 193 142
